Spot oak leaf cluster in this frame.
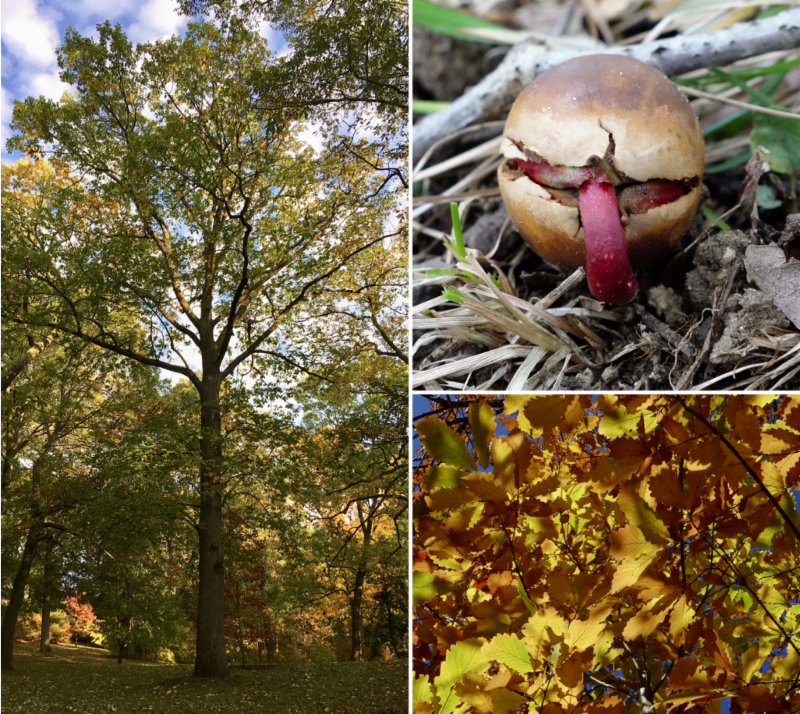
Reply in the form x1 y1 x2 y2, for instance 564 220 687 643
413 394 800 714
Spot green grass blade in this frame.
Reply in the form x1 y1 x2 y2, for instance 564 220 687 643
450 202 467 259
704 151 750 175
413 0 506 43
702 205 732 230
413 100 451 115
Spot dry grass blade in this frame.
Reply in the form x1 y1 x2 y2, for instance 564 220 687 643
507 346 549 390
412 345 534 388
413 136 503 183
679 85 800 119
458 298 564 352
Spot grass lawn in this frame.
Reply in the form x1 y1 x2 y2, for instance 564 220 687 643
1 643 408 713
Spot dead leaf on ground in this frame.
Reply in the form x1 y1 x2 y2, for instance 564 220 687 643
744 244 800 330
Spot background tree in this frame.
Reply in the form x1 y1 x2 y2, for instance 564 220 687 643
5 6 404 677
0 328 160 671
413 394 800 714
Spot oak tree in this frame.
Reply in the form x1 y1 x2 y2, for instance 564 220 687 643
5 10 403 677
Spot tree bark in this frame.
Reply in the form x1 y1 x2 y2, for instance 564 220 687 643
39 541 54 655
235 579 246 667
1 526 41 670
192 374 230 678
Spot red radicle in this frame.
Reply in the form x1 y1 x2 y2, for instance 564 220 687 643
516 159 686 304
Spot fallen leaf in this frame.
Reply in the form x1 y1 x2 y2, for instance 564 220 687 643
744 244 800 328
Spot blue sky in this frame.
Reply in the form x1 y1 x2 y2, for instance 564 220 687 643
1 0 286 163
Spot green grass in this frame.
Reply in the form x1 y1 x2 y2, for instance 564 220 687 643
1 643 408 714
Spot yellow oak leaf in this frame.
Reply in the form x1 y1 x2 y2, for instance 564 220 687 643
524 395 578 430
669 594 696 646
521 607 567 663
563 602 612 652
610 553 657 593
417 417 475 472
618 487 670 544
622 597 671 640
609 524 662 561
455 671 493 713
468 399 496 469
490 688 526 714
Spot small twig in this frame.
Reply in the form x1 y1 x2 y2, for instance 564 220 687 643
679 84 800 119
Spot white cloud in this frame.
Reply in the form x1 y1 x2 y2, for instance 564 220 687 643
1 86 13 128
0 0 62 67
127 0 187 42
295 121 325 154
27 70 71 101
1 86 14 147
66 0 139 21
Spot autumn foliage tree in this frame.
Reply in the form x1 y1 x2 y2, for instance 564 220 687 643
4 8 404 677
64 592 97 646
413 394 800 714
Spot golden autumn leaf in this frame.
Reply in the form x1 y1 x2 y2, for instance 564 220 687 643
563 602 612 652
469 399 496 469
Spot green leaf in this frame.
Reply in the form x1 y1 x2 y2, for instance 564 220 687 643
435 638 490 693
413 0 506 43
482 633 533 674
468 400 495 469
757 184 782 209
417 417 475 471
423 464 468 492
413 571 454 606
413 674 434 704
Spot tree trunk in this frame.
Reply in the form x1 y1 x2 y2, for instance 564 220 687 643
350 502 374 661
235 579 246 667
350 561 367 661
116 616 131 664
1 526 41 670
193 375 230 678
39 541 54 655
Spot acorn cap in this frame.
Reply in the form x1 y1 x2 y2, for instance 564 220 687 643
502 55 704 182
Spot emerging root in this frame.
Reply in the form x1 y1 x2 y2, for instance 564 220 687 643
579 179 637 305
510 156 690 304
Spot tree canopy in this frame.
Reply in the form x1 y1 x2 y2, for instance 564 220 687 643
413 394 800 714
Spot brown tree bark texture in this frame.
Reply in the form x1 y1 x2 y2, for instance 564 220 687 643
193 374 230 678
1 527 41 670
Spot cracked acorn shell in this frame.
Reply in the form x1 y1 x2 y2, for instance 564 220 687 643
497 54 704 272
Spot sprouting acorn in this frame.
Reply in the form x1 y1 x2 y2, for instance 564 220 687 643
497 54 704 304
